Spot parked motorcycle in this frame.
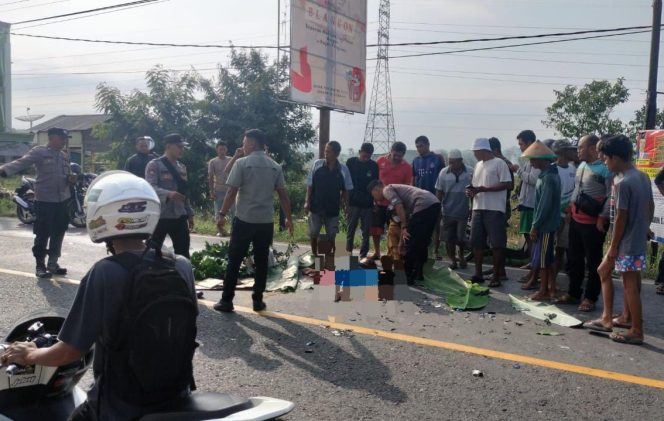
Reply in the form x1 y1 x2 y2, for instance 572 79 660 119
0 309 295 421
68 164 96 229
13 165 97 228
12 177 36 225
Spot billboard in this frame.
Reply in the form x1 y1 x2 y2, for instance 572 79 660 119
290 0 367 113
636 130 664 243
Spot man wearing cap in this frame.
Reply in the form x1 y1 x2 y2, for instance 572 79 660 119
521 141 561 300
466 138 513 287
346 142 378 259
0 127 76 278
435 149 473 270
124 136 158 179
146 133 194 258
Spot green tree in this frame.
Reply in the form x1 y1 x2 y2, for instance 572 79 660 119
93 50 316 211
626 104 664 140
543 78 629 138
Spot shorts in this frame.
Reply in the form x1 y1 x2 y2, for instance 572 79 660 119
615 254 646 273
531 232 555 270
370 206 387 236
441 217 467 243
309 213 339 238
470 210 507 249
519 207 534 235
556 219 570 249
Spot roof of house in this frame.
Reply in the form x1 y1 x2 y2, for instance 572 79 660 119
31 115 110 132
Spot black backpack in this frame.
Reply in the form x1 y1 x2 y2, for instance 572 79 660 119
101 250 198 406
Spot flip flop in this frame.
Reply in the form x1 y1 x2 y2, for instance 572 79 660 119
583 320 613 333
488 279 501 288
612 317 632 329
449 262 458 270
656 284 664 295
609 332 643 345
470 275 485 284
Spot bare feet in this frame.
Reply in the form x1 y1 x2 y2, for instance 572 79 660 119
577 299 596 312
529 291 550 301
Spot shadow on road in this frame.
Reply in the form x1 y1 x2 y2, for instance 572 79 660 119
199 307 407 404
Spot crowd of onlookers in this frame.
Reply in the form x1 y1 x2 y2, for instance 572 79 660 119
300 131 661 345
119 128 663 344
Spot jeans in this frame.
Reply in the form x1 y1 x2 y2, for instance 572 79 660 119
152 216 191 258
346 206 372 257
222 218 274 303
32 201 69 265
567 219 606 302
213 190 235 223
405 204 440 281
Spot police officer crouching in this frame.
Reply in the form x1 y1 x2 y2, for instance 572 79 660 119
0 127 75 278
145 133 194 258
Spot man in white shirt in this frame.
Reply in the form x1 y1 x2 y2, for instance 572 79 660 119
466 138 514 287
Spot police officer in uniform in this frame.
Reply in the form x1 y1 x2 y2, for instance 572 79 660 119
0 127 75 278
145 133 194 258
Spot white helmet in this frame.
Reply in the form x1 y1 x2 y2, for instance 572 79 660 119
84 171 161 243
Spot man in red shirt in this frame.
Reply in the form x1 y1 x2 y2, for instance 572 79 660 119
373 142 412 262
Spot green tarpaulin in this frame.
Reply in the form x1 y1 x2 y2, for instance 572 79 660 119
419 261 490 310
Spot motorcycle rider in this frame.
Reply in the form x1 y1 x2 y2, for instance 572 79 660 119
0 171 198 420
0 127 76 278
124 136 158 179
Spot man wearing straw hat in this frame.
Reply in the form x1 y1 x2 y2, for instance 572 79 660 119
521 141 561 301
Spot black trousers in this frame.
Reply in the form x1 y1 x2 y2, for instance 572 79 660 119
152 216 191 258
567 219 606 302
33 201 69 263
222 218 274 303
656 251 664 285
405 204 440 280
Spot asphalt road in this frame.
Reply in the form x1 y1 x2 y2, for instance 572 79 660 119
1 217 663 420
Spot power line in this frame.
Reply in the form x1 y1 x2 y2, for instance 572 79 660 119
11 0 162 25
15 0 169 30
384 29 653 60
0 0 69 13
9 32 283 49
9 24 660 50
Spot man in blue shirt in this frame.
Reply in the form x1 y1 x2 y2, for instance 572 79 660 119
412 135 445 193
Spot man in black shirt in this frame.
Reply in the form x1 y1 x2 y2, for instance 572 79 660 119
305 141 353 256
124 136 158 178
346 143 378 258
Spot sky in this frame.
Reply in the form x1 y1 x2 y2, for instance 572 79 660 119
3 0 660 153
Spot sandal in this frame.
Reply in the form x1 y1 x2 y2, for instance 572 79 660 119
656 284 664 295
528 292 550 301
583 319 613 332
609 332 643 345
612 317 632 329
551 294 580 305
449 262 458 270
470 275 485 284
577 299 596 312
488 279 501 288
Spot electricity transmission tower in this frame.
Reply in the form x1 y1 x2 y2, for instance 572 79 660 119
364 0 396 154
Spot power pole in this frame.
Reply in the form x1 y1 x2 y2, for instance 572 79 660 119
364 0 395 154
646 0 662 129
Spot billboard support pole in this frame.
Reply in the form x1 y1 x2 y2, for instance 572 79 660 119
646 0 662 130
318 107 330 159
